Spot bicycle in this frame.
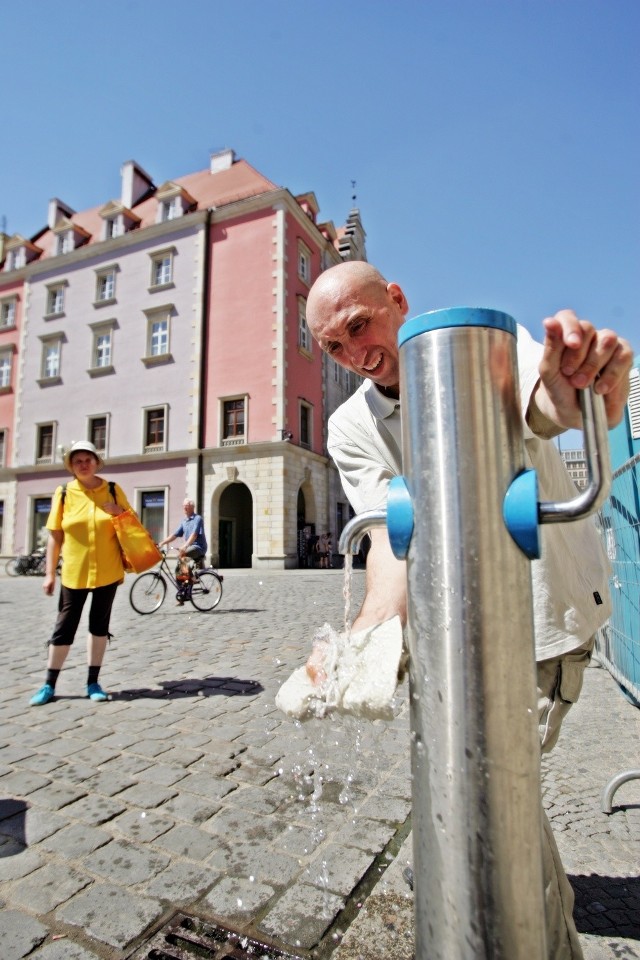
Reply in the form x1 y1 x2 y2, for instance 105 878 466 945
129 549 223 614
5 553 63 577
6 550 46 576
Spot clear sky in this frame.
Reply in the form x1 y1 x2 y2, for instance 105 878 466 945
2 0 637 366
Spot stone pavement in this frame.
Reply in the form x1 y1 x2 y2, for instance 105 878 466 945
0 569 638 960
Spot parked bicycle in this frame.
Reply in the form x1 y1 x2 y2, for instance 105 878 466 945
6 550 46 576
129 550 223 614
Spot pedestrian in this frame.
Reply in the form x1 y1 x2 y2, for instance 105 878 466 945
305 260 632 960
317 532 332 569
30 440 133 706
158 499 208 605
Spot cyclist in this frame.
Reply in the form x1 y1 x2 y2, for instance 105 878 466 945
158 499 208 605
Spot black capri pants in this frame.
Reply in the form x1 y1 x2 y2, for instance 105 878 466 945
49 582 119 646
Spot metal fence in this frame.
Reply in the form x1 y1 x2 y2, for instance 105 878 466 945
596 451 640 706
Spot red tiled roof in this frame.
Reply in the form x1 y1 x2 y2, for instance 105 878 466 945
31 159 280 261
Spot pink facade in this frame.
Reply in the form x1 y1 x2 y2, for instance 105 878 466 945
206 211 281 446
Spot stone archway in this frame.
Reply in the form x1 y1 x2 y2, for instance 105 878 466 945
218 482 253 568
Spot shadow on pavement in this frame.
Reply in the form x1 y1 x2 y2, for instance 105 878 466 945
0 799 28 855
572 873 640 939
111 677 265 700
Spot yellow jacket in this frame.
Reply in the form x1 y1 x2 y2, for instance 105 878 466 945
47 478 133 589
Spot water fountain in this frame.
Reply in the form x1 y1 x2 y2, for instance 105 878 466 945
338 307 611 959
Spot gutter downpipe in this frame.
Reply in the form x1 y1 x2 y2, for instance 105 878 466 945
196 209 213 514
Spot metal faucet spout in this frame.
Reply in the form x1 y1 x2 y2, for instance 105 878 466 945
338 510 387 555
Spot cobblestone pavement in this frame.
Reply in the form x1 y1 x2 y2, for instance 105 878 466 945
0 570 638 959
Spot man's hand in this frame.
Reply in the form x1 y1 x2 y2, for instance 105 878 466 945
534 310 632 431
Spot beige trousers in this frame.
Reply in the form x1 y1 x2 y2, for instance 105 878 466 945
537 642 593 959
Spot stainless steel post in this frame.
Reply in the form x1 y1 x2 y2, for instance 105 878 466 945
399 308 545 959
338 307 610 959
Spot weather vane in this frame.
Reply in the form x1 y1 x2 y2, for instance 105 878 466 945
351 180 357 205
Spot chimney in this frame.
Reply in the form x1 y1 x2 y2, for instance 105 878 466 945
121 161 155 209
47 198 75 230
210 148 235 174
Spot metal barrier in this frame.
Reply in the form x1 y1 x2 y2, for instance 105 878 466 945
596 451 640 705
596 451 640 813
339 307 610 959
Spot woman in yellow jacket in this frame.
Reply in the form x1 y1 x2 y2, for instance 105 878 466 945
30 441 133 706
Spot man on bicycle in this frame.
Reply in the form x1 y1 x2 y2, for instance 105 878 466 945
159 499 208 603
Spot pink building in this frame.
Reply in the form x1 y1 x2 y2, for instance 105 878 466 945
1 150 366 566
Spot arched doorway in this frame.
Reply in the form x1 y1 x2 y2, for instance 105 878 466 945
218 483 253 568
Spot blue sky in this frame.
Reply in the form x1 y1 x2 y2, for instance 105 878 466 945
3 0 637 368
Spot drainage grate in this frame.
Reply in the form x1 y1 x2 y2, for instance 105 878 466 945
128 912 304 960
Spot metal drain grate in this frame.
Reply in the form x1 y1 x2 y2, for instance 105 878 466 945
129 912 304 960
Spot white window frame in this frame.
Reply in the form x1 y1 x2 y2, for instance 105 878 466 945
298 297 311 355
0 348 12 390
104 216 121 240
94 330 112 368
88 319 118 375
45 282 66 317
143 305 173 365
0 296 17 329
38 333 64 383
7 248 26 270
160 198 177 222
94 265 117 305
298 241 311 285
143 404 169 453
149 247 175 289
56 231 73 255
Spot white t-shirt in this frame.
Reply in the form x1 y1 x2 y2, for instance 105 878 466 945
328 323 611 659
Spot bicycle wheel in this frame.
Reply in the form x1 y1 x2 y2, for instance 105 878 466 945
130 572 166 614
5 558 20 576
190 571 223 612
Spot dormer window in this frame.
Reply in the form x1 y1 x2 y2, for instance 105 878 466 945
8 249 25 270
155 182 196 225
160 199 177 222
57 232 73 255
3 235 42 271
98 201 140 241
105 217 120 239
52 218 90 256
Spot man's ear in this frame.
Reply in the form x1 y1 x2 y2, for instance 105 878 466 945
387 283 409 316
